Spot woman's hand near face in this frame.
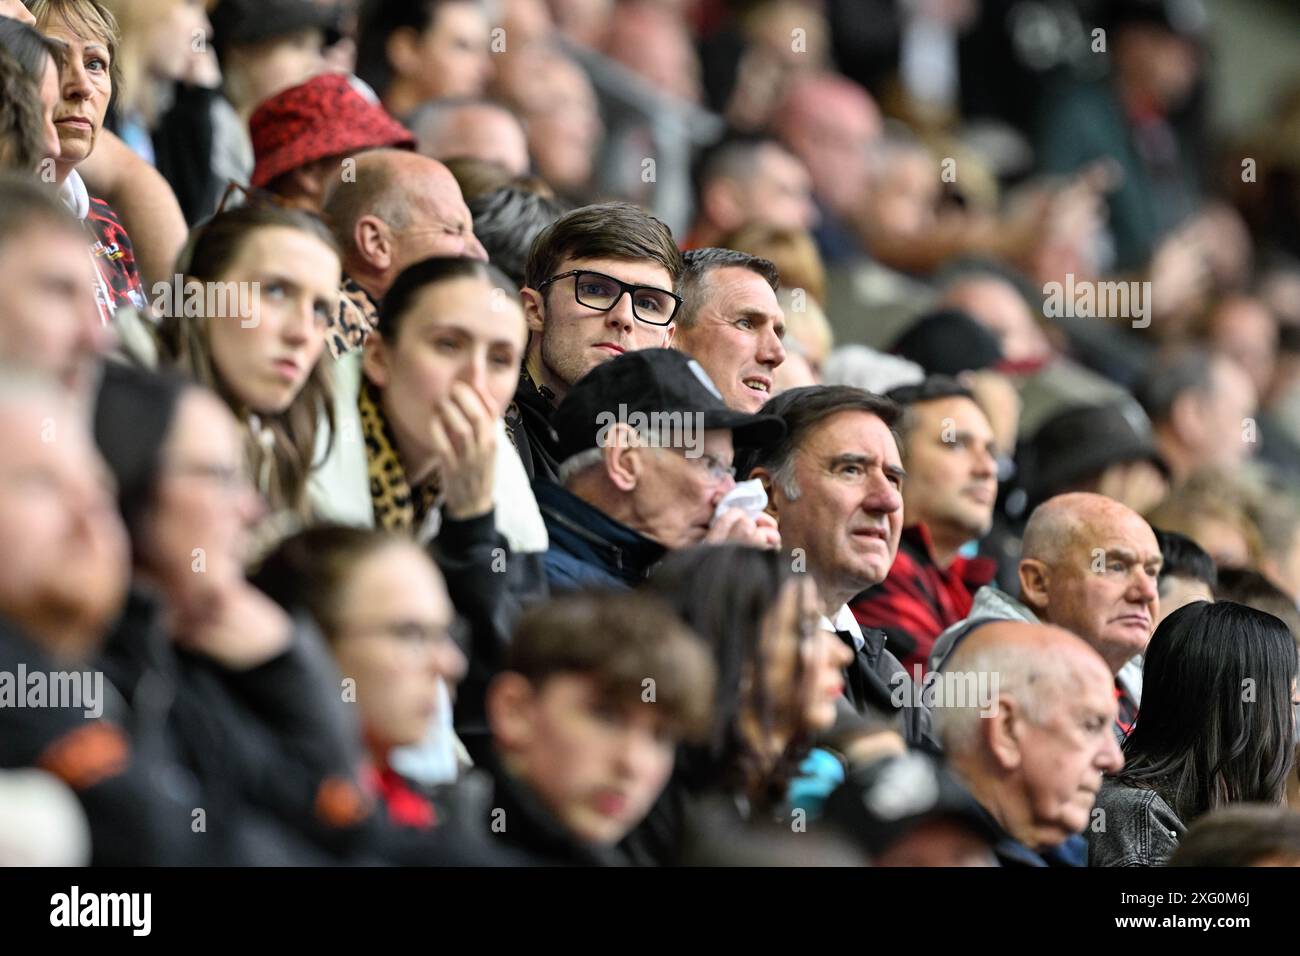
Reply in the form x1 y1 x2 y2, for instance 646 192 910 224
178 580 293 671
431 381 497 520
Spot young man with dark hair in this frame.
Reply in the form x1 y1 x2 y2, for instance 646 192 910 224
672 247 787 414
850 376 999 674
510 201 685 481
1153 527 1216 626
484 591 715 865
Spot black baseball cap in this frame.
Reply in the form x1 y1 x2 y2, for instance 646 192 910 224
210 0 343 58
550 349 786 464
1017 400 1169 509
821 753 1001 861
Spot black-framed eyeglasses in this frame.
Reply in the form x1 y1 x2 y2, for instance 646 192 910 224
537 270 682 326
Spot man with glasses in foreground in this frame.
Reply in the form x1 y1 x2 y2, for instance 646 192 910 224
536 348 785 592
511 202 685 482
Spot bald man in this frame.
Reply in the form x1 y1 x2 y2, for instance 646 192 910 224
930 492 1162 741
934 620 1124 867
321 149 488 356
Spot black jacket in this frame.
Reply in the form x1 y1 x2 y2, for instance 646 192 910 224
0 609 205 865
429 510 548 764
480 752 630 866
99 587 381 864
504 371 562 484
833 623 940 754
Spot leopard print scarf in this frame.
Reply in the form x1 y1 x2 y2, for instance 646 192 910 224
358 381 441 534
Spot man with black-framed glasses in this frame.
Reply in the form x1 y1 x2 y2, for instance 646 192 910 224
509 202 684 482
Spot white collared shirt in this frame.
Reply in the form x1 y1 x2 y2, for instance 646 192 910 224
820 604 865 653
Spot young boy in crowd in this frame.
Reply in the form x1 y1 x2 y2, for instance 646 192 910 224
483 592 714 865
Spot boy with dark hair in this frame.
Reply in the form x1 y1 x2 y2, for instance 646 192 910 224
484 592 715 865
1153 527 1216 626
509 201 685 481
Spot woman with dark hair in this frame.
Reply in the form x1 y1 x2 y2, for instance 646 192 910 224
1089 599 1300 867
91 363 368 863
157 203 341 522
632 545 855 860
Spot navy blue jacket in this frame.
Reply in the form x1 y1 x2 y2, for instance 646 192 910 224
533 480 666 592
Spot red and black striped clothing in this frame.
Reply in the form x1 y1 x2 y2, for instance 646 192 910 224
850 524 997 676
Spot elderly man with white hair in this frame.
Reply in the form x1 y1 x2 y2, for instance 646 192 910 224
934 619 1124 866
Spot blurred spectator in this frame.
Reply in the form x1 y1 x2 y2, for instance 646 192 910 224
468 184 568 288
93 364 374 864
355 0 493 119
1153 528 1215 627
936 620 1124 867
1170 806 1300 867
1214 568 1300 644
109 0 215 166
891 307 1003 377
0 374 179 865
932 492 1161 741
253 525 468 827
1145 470 1263 569
510 202 682 481
822 345 924 394
321 148 486 356
494 40 603 202
673 248 785 413
0 175 110 400
249 73 416 214
205 0 334 216
637 545 855 861
603 0 701 105
1016 402 1169 516
410 97 530 177
539 348 782 591
1036 0 1208 271
0 47 45 170
687 136 816 250
1090 600 1297 866
0 17 61 168
719 222 827 307
158 204 340 519
1199 293 1277 401
771 71 880 264
483 592 714 864
1249 493 1300 605
1135 347 1257 487
852 377 999 674
744 386 935 749
822 752 999 867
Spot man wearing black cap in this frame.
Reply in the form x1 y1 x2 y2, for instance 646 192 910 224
536 348 784 591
